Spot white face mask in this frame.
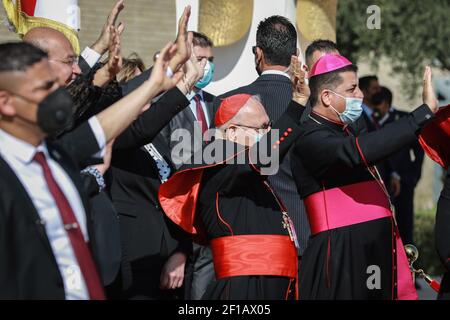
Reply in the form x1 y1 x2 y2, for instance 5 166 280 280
328 91 363 124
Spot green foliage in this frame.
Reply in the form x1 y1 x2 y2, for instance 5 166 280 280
413 207 445 277
336 0 450 97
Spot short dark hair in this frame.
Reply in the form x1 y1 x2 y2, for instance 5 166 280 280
305 39 339 66
192 31 214 48
0 42 48 73
359 75 378 91
372 86 393 107
256 15 297 67
309 65 359 107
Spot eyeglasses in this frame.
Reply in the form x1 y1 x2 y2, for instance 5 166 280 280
252 46 257 55
50 56 79 66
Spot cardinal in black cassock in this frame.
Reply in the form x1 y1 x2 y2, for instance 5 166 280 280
159 91 306 300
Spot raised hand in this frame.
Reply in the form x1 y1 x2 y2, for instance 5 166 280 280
92 26 122 87
92 0 125 55
176 39 207 94
422 66 438 113
149 42 184 93
106 26 123 77
169 5 192 72
290 55 310 106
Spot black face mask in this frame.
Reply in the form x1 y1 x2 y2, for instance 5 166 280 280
37 87 74 136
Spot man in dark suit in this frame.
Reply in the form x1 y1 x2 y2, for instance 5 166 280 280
0 40 186 299
105 11 208 299
212 16 309 259
359 75 381 132
372 86 424 244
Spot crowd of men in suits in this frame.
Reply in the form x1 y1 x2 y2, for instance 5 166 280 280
1 0 448 300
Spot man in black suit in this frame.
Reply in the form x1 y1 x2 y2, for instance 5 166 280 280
105 8 209 299
212 16 309 258
0 40 186 299
372 86 424 244
359 75 382 132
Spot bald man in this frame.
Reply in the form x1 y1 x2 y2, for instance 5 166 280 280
24 28 81 86
158 57 309 300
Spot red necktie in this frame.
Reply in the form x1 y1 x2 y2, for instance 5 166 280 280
194 94 208 135
33 152 105 300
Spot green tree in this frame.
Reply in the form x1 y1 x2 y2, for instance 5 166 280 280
337 0 450 97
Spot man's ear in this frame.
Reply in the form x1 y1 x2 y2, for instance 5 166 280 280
225 126 237 142
256 47 264 63
320 89 332 107
0 91 16 118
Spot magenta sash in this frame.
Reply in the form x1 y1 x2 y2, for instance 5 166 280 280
304 180 418 300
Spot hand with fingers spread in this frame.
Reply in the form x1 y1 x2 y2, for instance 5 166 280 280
169 6 192 73
92 0 125 55
422 66 439 113
290 55 310 106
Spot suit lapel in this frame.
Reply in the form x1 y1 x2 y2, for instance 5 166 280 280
201 91 216 129
0 156 58 267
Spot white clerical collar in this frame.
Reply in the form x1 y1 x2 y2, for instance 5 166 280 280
261 69 290 79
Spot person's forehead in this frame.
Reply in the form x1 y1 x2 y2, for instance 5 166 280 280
193 45 213 57
336 71 358 87
370 79 380 87
48 37 75 58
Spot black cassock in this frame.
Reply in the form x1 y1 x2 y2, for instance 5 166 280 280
437 167 450 300
290 104 434 300
159 101 304 300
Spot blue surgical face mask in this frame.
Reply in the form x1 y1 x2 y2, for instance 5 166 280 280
328 91 363 124
195 60 215 89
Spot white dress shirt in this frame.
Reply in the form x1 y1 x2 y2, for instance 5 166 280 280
0 117 106 300
187 90 211 128
80 47 102 68
261 69 290 79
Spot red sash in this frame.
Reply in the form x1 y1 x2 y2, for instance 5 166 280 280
210 235 298 299
304 180 418 300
